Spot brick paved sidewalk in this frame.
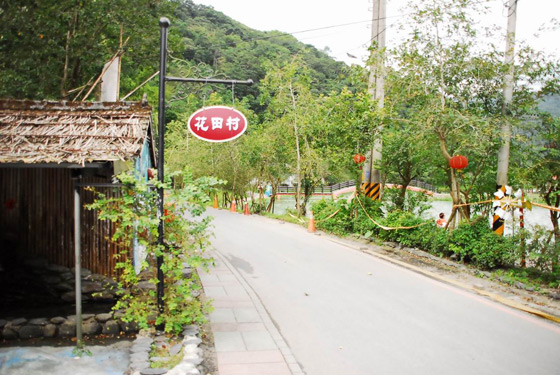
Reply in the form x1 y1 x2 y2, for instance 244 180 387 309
199 250 304 375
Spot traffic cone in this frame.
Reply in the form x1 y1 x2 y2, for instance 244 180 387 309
230 201 236 213
213 195 218 209
244 203 250 215
307 211 316 233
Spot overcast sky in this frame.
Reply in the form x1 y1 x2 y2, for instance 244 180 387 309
193 0 560 65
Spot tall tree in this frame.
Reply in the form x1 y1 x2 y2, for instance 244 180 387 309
0 0 172 100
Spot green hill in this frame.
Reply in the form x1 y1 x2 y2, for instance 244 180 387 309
0 0 351 114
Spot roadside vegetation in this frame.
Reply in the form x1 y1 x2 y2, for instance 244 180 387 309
86 172 221 334
310 194 559 289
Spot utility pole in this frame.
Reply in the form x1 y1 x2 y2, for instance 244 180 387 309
494 0 517 235
362 0 386 200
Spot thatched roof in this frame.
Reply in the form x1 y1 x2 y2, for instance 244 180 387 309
0 100 154 166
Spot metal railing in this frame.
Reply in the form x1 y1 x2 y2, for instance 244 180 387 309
277 180 356 194
276 179 437 195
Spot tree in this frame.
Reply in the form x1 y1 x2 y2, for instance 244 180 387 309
260 57 319 216
0 0 172 100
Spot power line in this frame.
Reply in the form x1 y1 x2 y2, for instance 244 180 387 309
246 13 409 43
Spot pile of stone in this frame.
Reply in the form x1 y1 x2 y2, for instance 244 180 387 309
26 259 119 303
0 312 137 340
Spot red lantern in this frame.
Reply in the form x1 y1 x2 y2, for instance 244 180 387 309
449 155 468 171
353 154 366 165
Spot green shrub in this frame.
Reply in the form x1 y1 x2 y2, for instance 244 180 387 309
311 199 353 236
519 226 560 274
375 210 430 247
449 217 516 269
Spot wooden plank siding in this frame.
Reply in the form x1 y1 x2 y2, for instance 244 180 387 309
0 168 127 277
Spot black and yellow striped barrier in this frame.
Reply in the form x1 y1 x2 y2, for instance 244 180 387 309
361 182 381 200
493 185 511 236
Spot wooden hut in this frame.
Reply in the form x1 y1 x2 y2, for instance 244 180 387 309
0 99 155 277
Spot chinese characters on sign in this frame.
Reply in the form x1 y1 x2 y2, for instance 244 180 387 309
188 106 247 142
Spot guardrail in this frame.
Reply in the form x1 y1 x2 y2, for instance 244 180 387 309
277 180 356 195
276 179 437 195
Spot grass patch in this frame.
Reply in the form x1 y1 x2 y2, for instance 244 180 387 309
150 338 184 369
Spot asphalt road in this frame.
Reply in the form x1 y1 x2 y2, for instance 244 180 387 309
206 208 560 375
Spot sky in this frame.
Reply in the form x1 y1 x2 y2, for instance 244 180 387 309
194 0 560 65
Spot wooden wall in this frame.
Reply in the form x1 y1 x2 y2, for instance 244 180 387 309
0 168 124 277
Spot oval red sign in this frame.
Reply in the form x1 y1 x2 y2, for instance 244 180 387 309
187 106 248 142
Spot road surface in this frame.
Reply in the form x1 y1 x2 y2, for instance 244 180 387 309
205 208 560 375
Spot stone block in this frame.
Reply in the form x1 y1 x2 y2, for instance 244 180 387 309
61 291 76 302
44 324 58 338
166 363 196 375
136 281 157 291
2 327 18 340
120 320 139 333
19 325 43 339
130 352 149 361
131 343 152 353
71 267 92 277
59 322 76 337
102 320 120 335
130 361 150 371
10 318 27 326
95 313 113 323
50 316 66 324
82 281 104 293
183 354 202 365
61 272 75 281
82 321 101 335
0 319 7 328
87 273 109 282
140 368 168 375
169 343 182 356
134 336 154 346
29 318 48 326
91 292 114 302
183 337 201 346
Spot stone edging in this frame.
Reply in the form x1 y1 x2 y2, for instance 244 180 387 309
0 312 136 340
128 325 204 375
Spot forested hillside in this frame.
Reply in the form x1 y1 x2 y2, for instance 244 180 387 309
0 0 350 111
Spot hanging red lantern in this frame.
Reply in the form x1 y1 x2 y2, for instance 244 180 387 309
353 154 366 165
449 155 468 171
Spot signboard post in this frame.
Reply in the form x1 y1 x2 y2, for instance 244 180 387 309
157 17 252 329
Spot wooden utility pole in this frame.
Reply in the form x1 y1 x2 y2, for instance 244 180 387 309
362 0 386 200
494 0 517 235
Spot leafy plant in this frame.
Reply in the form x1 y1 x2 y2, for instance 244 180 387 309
86 171 219 334
449 217 517 269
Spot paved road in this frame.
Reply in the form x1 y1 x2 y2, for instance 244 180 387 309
206 208 560 375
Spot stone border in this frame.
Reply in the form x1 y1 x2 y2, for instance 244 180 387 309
128 325 204 375
0 312 137 340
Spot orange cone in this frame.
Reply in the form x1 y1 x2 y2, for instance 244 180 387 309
244 203 250 215
213 195 219 209
230 201 236 212
307 211 316 233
